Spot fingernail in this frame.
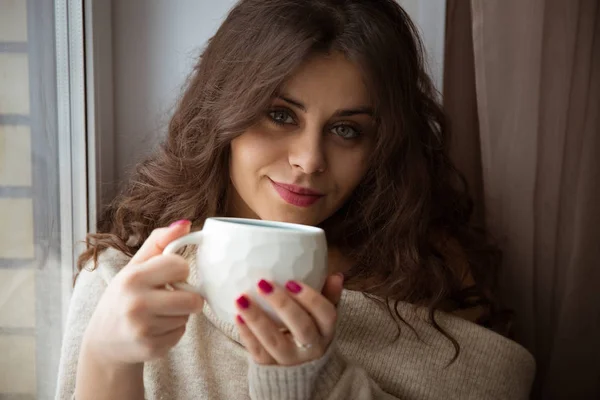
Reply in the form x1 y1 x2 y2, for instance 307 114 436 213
236 315 245 325
257 279 273 294
169 219 190 227
236 295 250 309
285 281 302 294
336 272 345 281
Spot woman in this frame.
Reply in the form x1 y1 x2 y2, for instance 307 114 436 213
56 0 535 399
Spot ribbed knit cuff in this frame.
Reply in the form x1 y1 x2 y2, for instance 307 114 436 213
248 343 346 400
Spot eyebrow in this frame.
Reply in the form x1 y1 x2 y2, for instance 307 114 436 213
276 94 374 117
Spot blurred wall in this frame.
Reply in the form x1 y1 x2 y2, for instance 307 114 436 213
112 0 238 186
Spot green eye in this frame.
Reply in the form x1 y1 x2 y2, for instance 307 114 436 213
332 125 360 139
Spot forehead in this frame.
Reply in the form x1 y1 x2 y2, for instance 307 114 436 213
278 52 372 108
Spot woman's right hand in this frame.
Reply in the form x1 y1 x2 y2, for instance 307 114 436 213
82 220 204 366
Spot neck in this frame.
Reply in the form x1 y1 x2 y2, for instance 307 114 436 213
327 247 354 276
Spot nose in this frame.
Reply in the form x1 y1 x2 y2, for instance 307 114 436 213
288 128 327 174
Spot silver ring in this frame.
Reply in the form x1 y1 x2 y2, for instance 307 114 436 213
279 328 313 350
291 336 313 351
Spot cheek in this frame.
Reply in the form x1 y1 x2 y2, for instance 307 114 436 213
330 149 370 193
230 137 256 192
230 131 282 181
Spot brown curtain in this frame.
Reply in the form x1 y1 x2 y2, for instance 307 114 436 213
445 0 600 398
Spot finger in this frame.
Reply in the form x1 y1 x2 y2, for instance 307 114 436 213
148 315 190 336
284 280 337 338
235 295 292 365
147 289 204 316
130 253 191 288
130 220 191 265
256 280 320 347
321 273 344 306
235 315 276 365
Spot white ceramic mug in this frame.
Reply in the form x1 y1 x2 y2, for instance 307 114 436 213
163 217 328 324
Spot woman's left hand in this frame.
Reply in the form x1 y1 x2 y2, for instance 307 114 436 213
234 273 344 366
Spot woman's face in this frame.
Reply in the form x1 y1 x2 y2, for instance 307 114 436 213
228 52 376 226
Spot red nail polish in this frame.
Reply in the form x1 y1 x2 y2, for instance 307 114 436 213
258 279 273 294
285 281 302 294
236 295 250 309
236 315 245 325
169 219 190 227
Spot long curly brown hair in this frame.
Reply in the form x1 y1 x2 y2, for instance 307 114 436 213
81 0 506 359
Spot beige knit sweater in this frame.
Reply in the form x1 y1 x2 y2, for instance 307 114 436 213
55 248 535 399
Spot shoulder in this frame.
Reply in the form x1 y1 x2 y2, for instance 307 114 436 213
433 309 536 385
67 248 132 322
76 247 131 288
336 290 535 398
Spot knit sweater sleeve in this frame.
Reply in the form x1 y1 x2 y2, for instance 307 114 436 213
247 342 400 400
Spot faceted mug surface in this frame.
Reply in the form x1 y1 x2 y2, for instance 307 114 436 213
163 217 328 324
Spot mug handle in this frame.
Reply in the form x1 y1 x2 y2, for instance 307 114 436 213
163 231 205 295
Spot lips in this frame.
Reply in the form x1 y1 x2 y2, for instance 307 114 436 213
269 179 325 207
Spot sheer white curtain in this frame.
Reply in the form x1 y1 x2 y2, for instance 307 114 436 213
0 0 87 398
445 1 600 398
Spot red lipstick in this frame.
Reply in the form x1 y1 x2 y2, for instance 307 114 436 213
270 180 324 207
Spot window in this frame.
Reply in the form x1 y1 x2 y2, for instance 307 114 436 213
0 0 88 398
